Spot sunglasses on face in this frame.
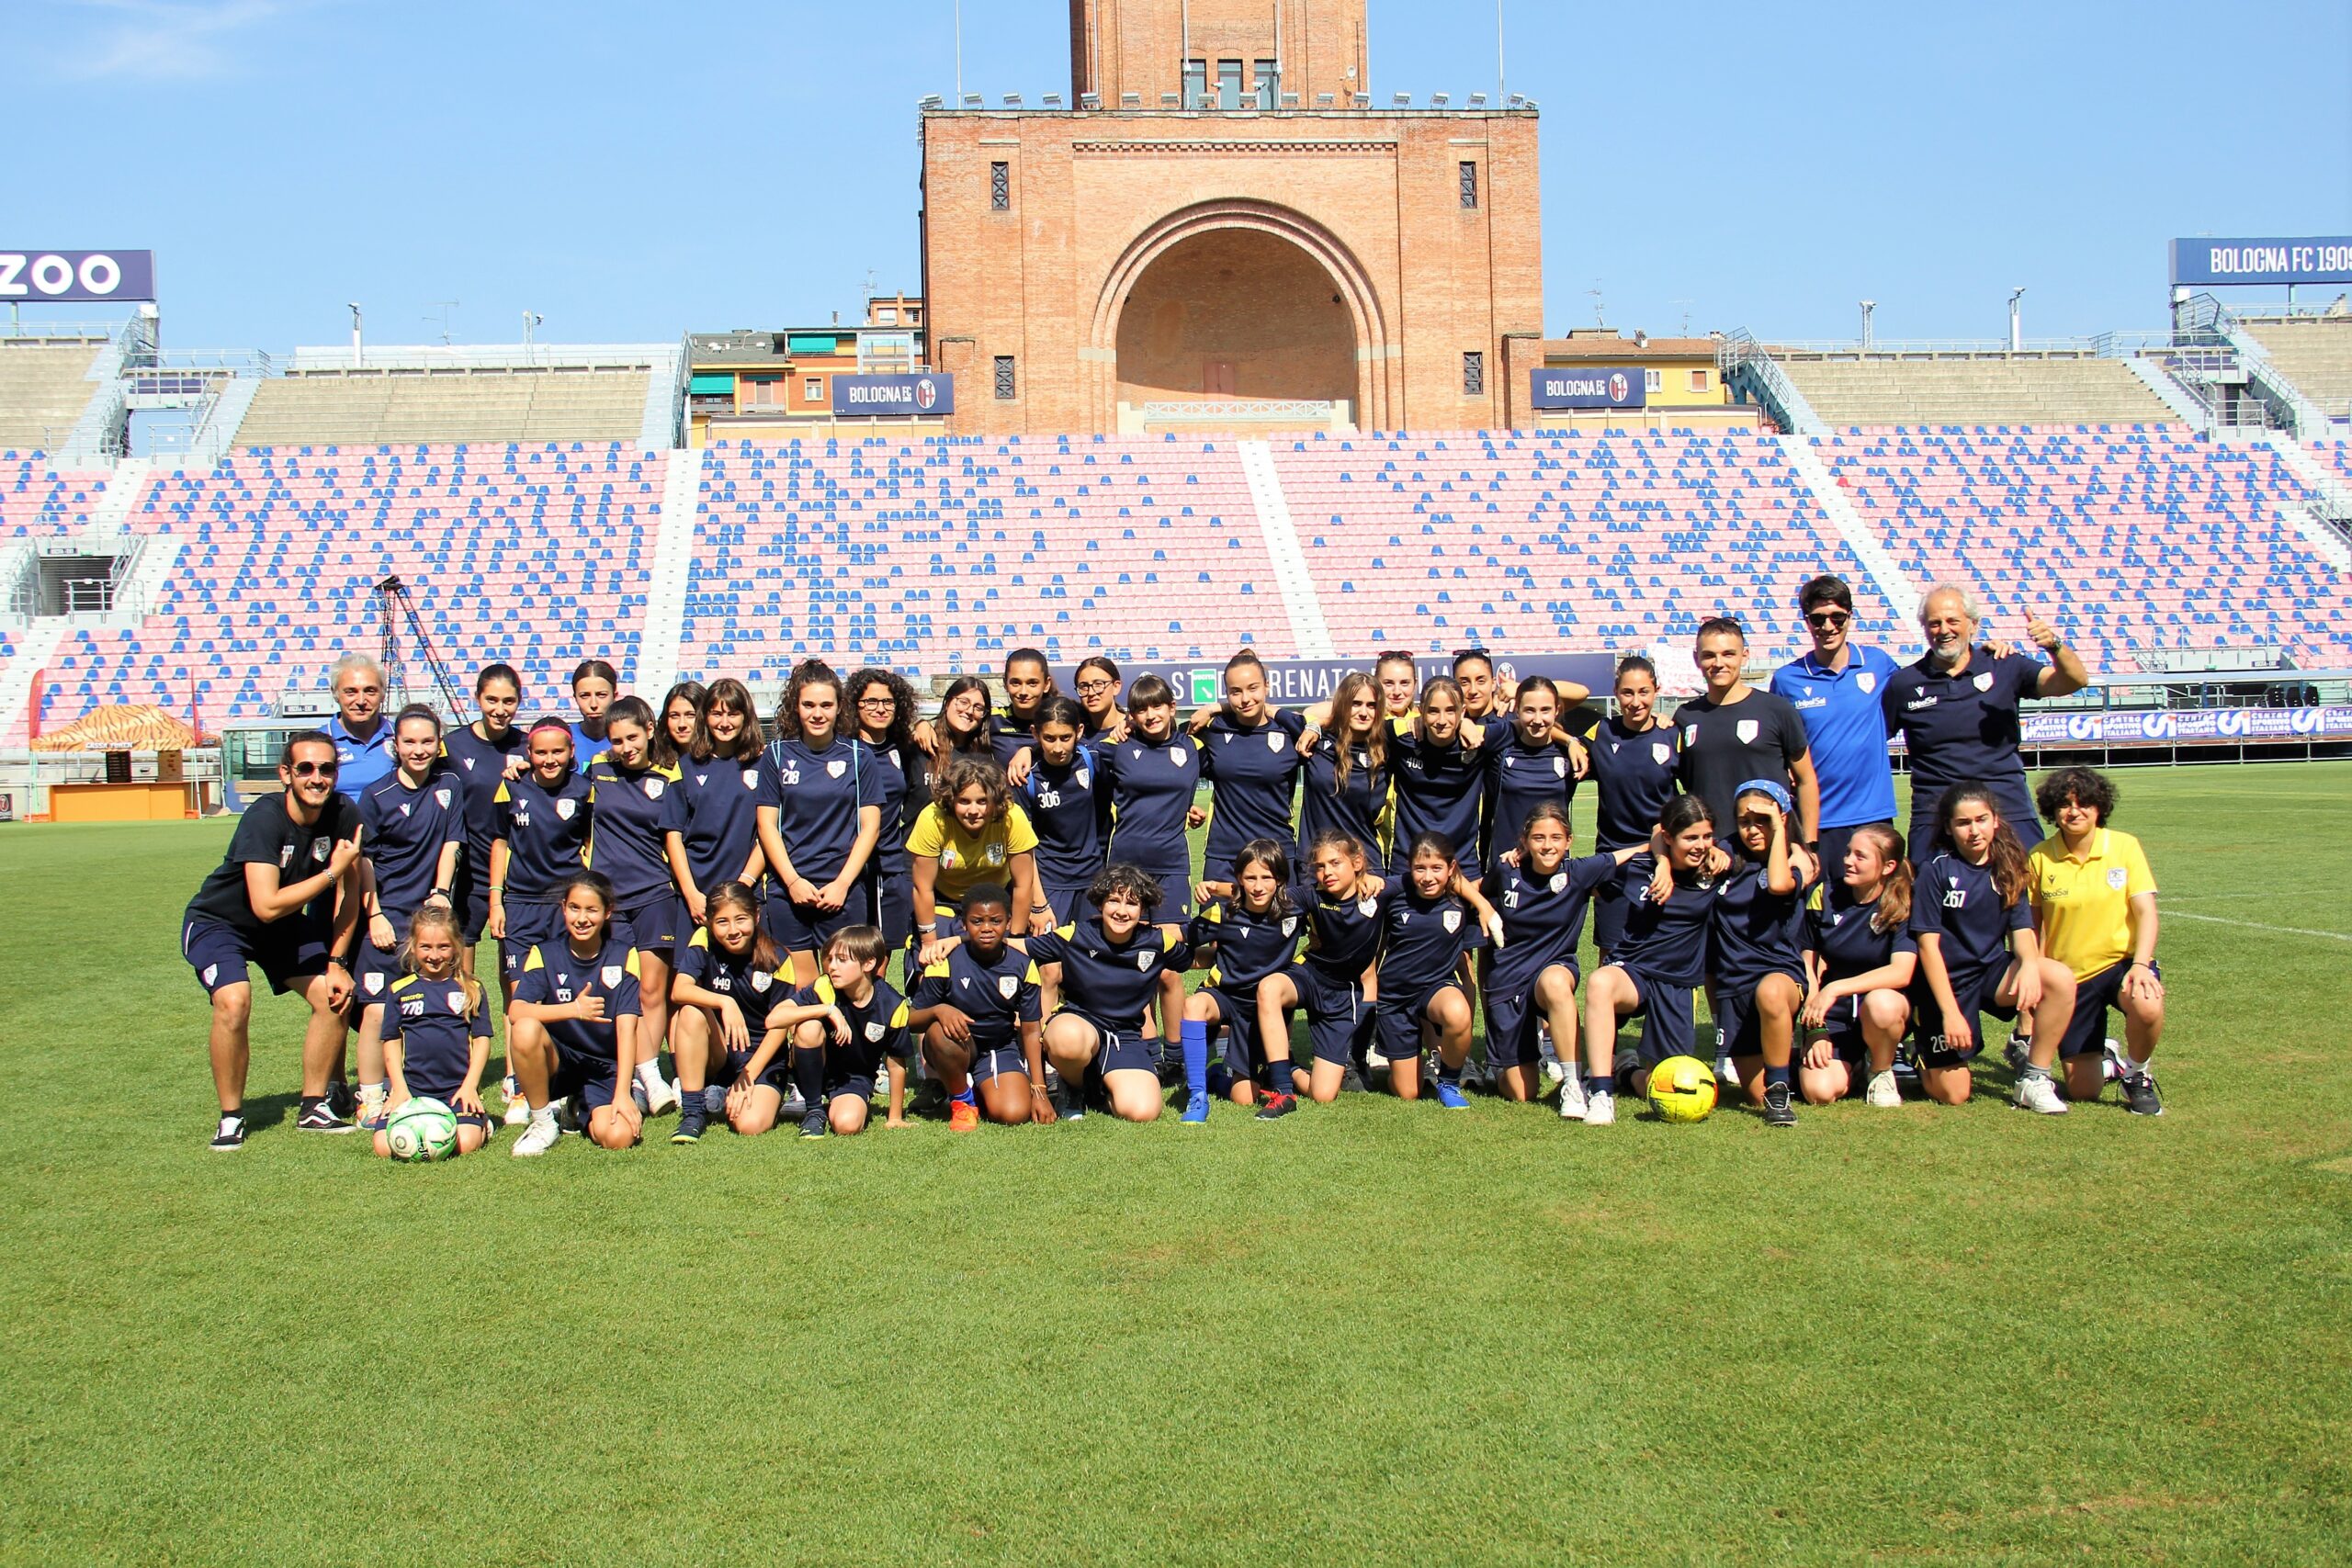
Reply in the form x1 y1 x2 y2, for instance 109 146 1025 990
289 761 338 778
1807 611 1850 628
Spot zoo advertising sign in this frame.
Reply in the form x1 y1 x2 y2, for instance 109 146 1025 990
1056 654 1620 709
1529 367 1646 411
2169 237 2352 288
0 250 156 302
831 373 954 417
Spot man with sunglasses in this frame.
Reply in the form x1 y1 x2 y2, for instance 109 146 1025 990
181 732 368 1149
1770 575 1902 902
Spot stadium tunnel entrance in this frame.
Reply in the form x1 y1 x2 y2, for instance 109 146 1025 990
1092 200 1388 434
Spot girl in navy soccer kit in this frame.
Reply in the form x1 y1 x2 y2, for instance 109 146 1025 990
1371 830 1501 1107
1908 784 2078 1113
352 705 466 1129
1800 823 1917 1108
1296 671 1389 867
1707 780 1816 1128
1482 678 1580 872
1245 829 1388 1104
1580 656 1681 960
567 658 616 771
1017 864 1196 1123
440 663 526 977
779 926 911 1139
1181 839 1310 1123
669 883 783 1140
373 905 492 1159
661 678 766 938
587 695 684 1116
1385 679 1491 884
909 884 1050 1130
488 718 594 984
1021 697 1109 928
1096 675 1204 1070
1483 803 1646 1112
845 668 922 953
506 871 646 1156
756 660 885 985
1190 651 1309 887
657 682 706 766
1578 795 1724 1125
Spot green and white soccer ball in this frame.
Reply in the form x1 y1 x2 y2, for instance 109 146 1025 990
385 1097 460 1162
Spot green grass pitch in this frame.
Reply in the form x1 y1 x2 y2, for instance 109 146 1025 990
3 761 2349 1565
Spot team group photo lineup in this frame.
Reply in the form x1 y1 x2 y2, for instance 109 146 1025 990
192 570 2170 1156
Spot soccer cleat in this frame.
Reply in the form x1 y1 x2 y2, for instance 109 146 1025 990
629 1078 650 1116
798 1105 829 1139
357 1095 390 1133
1181 1091 1211 1125
1340 1063 1371 1094
510 1115 563 1156
778 1087 808 1122
672 1102 707 1145
2101 1038 2127 1084
2003 1038 2030 1077
1866 1070 1901 1109
1254 1092 1297 1121
296 1099 354 1134
1582 1089 1616 1126
554 1095 583 1133
1539 1057 1566 1097
1156 1054 1185 1089
645 1074 681 1116
2013 1073 2070 1116
1435 1081 1471 1111
948 1099 981 1133
503 1075 531 1126
1557 1072 1589 1122
1055 1080 1086 1122
2121 1069 2165 1117
209 1114 247 1152
1762 1081 1797 1127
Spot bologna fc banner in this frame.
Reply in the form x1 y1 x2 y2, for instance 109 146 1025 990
2169 237 2352 288
831 373 954 417
1055 654 1619 710
0 250 156 303
1529 367 1646 411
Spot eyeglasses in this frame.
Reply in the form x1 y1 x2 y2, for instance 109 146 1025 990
1076 680 1114 695
1806 611 1850 628
289 761 338 777
856 696 897 709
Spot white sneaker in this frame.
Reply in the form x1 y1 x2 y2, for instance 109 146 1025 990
502 1074 530 1126
1557 1072 1588 1122
2101 1038 2126 1083
643 1072 680 1116
1583 1089 1615 1126
2014 1073 2070 1116
511 1114 564 1156
1866 1070 1901 1108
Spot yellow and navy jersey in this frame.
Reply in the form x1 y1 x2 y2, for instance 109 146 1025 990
1611 856 1714 987
909 942 1042 1052
442 723 527 868
385 972 491 1095
1374 882 1487 998
674 927 795 1032
795 976 911 1083
585 758 682 905
1196 708 1308 873
1804 886 1917 985
1706 851 1816 989
1584 716 1680 852
1023 918 1193 1029
1186 897 1305 995
1096 732 1200 868
1487 852 1620 991
357 772 464 916
1287 875 1385 979
1021 749 1109 887
1908 851 2033 979
2027 829 2155 982
1482 728 1577 868
514 939 640 1059
659 754 763 892
492 772 593 901
1386 717 1489 876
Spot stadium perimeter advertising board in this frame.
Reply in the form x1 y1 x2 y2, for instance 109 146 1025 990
1060 654 1620 709
831 373 955 417
0 250 156 303
2169 236 2352 288
1529 367 1648 411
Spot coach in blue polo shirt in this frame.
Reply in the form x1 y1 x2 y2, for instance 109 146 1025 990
1771 575 1900 898
1881 582 2088 856
324 652 397 800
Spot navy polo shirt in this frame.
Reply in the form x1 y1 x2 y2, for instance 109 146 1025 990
325 713 397 800
1880 648 2047 840
1771 646 1900 831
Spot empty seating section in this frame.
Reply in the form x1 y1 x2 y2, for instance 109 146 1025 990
2318 438 2352 487
2 454 108 537
1272 430 1904 666
1774 355 2176 429
232 370 651 449
35 444 662 728
2237 315 2352 418
0 343 102 453
680 434 1291 679
1816 427 2352 666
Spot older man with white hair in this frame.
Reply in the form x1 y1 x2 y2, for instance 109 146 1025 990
324 652 397 800
1880 583 2087 855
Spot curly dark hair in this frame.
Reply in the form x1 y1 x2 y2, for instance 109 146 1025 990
931 752 1011 819
2035 766 2118 827
771 658 844 744
1085 862 1165 917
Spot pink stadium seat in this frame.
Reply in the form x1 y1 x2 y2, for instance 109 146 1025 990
1 454 109 538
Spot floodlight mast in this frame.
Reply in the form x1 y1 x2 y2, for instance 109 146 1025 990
376 575 472 721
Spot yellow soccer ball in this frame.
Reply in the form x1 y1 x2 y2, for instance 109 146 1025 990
1646 1055 1719 1123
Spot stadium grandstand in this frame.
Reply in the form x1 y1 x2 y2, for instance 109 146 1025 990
1767 350 2177 429
0 333 108 453
2233 309 2352 423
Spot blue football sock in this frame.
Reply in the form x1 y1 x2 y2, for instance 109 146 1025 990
1589 1073 1616 1096
793 1044 825 1110
1437 1058 1463 1087
1181 1020 1210 1098
1764 1064 1792 1090
952 1085 977 1107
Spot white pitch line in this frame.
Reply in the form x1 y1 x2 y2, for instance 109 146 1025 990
2166 910 2352 943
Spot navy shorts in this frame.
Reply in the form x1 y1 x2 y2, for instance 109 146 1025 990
400 1078 492 1130
1284 961 1371 1066
719 1044 792 1097
1909 965 2016 1069
1372 978 1469 1062
454 860 492 945
353 914 414 1009
500 897 562 979
1589 871 1634 957
2056 960 2130 1061
1714 968 1805 1058
970 1038 1035 1085
1804 992 1872 1066
1611 964 1696 1070
1482 960 1579 1067
871 868 913 952
764 892 866 955
182 918 333 998
616 891 678 956
1042 879 1095 926
1069 1013 1158 1077
548 1043 619 1111
824 1075 878 1105
1202 984 1283 1077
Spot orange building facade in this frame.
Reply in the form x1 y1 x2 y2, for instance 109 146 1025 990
920 0 1543 435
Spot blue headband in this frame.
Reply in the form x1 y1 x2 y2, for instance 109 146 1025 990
1735 777 1793 814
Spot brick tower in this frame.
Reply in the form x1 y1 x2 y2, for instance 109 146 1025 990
920 0 1543 435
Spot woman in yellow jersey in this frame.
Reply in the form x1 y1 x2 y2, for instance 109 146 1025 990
909 754 1041 964
2028 768 2165 1115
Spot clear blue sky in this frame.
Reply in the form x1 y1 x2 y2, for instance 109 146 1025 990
14 0 2350 352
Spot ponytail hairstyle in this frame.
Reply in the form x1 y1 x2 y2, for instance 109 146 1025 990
694 678 765 761
1937 783 2031 907
1404 829 1460 873
570 658 619 694
392 702 443 740
604 694 658 770
705 880 782 973
1224 648 1268 692
1228 838 1296 916
1374 649 1419 713
1306 827 1369 873
773 658 843 744
400 904 484 1018
1035 694 1088 737
1516 800 1573 862
1849 823 1914 934
553 869 619 946
1325 671 1387 793
1418 674 1464 716
1657 793 1719 871
474 662 522 700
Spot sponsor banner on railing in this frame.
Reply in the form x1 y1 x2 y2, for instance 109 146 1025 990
2169 237 2352 288
0 250 155 303
1054 655 1619 710
1529 367 1647 411
831 373 954 417
2017 706 2352 745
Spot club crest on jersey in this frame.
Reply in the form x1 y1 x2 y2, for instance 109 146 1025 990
1550 871 1567 893
1441 908 1462 933
1357 896 1379 918
1268 732 1286 753
363 972 384 994
1136 950 1154 971
1652 740 1672 765
435 787 452 808
1736 719 1759 745
2106 866 2130 889
1554 755 1567 777
751 970 772 992
1169 746 1187 767
601 964 623 987
279 845 297 868
644 777 665 798
998 974 1019 998
1682 725 1699 747
1074 766 1091 790
742 771 758 789
1282 915 1298 936
555 798 577 820
827 759 847 779
1973 671 1995 692
865 1021 887 1043
1857 671 1878 694
443 988 466 1012
311 836 332 863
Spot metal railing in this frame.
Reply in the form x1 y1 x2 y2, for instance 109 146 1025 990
1761 334 2171 357
1715 330 1823 435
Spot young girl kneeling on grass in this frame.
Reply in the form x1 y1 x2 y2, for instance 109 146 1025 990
908 884 1050 1131
1244 830 1387 1105
1013 864 1195 1123
780 926 911 1140
506 871 644 1156
668 881 795 1143
1799 824 1917 1108
1579 796 1724 1126
1710 780 1818 1129
1182 839 1312 1123
1371 830 1502 1107
373 905 492 1159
